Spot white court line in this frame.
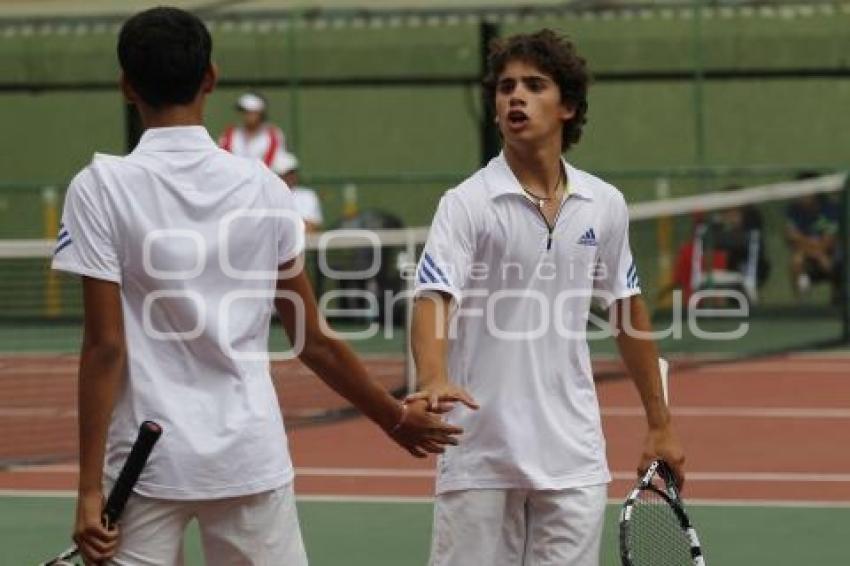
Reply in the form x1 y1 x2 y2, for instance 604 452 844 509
0 489 76 498
1 490 849 509
698 363 850 374
601 406 850 419
287 468 850 483
0 353 402 370
10 466 850 483
610 471 850 482
297 467 434 478
0 367 76 376
0 408 76 418
298 494 433 504
4 406 850 420
11 463 850 485
300 469 850 483
681 498 850 509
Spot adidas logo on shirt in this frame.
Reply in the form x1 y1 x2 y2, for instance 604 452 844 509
577 227 598 246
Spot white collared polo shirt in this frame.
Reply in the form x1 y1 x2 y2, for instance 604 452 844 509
53 126 305 500
415 152 640 495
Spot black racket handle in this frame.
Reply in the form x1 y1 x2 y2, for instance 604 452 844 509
655 459 682 497
102 421 162 525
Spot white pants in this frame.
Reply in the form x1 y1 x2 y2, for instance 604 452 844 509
109 482 308 565
429 484 607 566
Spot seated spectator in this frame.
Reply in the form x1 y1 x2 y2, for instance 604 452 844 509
659 186 770 310
710 185 770 300
786 185 841 302
271 151 324 233
666 223 729 303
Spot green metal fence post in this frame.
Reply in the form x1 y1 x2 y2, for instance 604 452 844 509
479 19 500 166
691 0 707 188
287 8 302 154
842 173 850 343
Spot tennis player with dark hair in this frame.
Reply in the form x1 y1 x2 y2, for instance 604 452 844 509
52 7 461 564
410 29 685 565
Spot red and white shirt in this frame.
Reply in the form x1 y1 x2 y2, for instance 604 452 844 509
219 124 286 167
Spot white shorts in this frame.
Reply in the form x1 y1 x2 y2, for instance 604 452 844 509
108 482 308 565
429 484 607 566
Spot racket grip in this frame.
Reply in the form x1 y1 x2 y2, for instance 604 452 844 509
102 421 162 525
655 459 682 496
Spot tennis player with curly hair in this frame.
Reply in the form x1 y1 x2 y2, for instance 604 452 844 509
410 29 686 566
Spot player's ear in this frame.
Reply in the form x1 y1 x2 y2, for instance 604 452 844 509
119 72 138 105
559 99 576 122
201 63 218 95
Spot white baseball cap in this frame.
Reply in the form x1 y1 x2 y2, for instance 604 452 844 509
236 92 266 113
271 151 299 176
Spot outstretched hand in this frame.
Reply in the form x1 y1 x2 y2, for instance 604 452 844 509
404 382 479 414
389 400 464 458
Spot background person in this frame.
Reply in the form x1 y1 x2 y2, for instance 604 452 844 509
219 91 287 168
786 172 842 302
271 150 324 233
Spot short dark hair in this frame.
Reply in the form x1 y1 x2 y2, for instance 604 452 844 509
483 29 590 152
118 7 212 109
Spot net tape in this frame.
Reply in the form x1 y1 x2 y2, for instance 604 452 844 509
3 173 844 260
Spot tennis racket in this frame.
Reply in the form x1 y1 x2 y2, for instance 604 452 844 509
619 459 705 566
41 420 162 566
619 358 704 565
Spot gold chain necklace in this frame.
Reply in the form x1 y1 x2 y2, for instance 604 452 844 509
520 167 565 209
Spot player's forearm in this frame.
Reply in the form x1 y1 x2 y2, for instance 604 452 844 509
613 297 671 430
411 294 451 389
77 342 125 495
299 336 402 432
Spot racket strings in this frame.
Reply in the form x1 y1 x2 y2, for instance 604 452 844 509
627 488 694 565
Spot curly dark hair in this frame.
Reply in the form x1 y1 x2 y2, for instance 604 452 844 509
482 29 590 152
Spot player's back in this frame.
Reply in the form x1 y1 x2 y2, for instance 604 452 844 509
53 125 304 499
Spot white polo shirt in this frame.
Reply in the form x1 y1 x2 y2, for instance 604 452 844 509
415 152 640 495
53 126 305 500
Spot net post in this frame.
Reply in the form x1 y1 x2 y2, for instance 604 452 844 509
41 186 61 317
842 173 850 344
655 177 673 309
404 229 418 397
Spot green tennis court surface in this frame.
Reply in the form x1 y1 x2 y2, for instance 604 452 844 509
4 496 847 565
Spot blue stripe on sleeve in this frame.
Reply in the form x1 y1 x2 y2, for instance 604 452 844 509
423 253 450 286
419 262 438 284
54 238 73 255
626 261 639 289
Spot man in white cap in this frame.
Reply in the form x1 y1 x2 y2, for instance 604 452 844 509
219 91 287 167
272 151 324 233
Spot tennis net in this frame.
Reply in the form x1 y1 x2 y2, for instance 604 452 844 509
0 172 848 465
